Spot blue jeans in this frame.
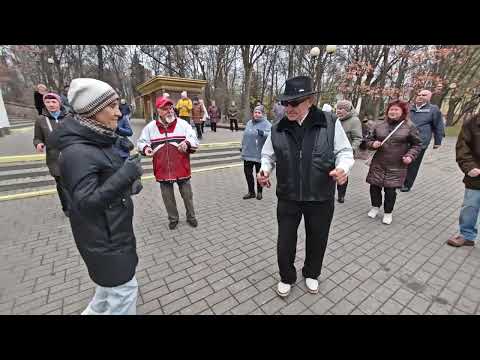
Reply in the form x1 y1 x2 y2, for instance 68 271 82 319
459 188 480 241
83 276 138 315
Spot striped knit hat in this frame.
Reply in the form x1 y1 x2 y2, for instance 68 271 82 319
68 78 119 118
43 92 62 104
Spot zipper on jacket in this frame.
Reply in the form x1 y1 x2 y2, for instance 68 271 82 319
164 128 172 179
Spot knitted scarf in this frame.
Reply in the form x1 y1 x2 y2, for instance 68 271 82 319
77 115 117 138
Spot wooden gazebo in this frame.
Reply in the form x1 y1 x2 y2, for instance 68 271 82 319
136 75 208 121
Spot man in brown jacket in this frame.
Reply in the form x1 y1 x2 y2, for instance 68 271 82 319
191 97 204 140
447 113 480 247
33 92 72 216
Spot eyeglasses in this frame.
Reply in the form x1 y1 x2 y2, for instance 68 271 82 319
281 97 308 107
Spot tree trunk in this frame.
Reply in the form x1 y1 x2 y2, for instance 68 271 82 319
287 45 296 79
96 45 104 81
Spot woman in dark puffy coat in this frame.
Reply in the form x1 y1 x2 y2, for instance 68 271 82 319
366 100 422 225
49 78 143 315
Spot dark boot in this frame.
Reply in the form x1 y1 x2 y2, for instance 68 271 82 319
169 221 178 230
187 218 198 228
256 192 263 200
243 193 256 199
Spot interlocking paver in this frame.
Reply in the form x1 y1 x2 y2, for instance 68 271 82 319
1 137 477 315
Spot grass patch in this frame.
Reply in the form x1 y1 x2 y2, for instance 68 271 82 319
445 123 461 137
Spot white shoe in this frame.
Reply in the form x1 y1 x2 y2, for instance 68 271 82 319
276 282 291 297
382 213 393 225
305 278 319 294
368 207 380 219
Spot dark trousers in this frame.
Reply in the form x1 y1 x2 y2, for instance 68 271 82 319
277 199 334 284
54 176 70 213
404 148 426 189
159 180 196 223
194 123 203 139
244 161 262 194
211 122 217 132
370 185 397 213
337 178 349 199
230 119 238 131
201 122 205 132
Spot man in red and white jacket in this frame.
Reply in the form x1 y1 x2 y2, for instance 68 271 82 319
138 96 199 230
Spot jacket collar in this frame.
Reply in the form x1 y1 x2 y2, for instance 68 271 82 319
276 106 326 132
156 118 177 133
42 106 69 119
411 102 431 112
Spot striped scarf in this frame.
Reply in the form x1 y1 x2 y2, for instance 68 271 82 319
77 115 117 138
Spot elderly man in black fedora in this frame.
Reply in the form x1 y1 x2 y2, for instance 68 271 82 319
258 76 354 297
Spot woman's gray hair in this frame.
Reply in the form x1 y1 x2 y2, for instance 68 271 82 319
336 99 353 111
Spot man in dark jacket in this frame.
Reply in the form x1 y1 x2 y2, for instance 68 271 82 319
447 113 480 247
33 84 48 115
49 78 143 315
119 99 131 119
114 112 134 161
60 84 73 113
33 92 72 216
401 89 444 192
257 76 354 297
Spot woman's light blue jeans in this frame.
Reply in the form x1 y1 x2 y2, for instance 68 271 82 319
82 276 138 315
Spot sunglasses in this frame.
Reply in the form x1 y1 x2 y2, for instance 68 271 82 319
281 97 308 107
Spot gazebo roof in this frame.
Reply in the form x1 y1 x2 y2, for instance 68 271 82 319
136 75 208 96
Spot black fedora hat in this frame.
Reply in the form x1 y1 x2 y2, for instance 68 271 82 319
277 76 318 102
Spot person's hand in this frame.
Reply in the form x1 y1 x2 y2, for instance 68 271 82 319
144 146 153 157
131 179 143 195
372 141 382 149
468 168 480 177
329 168 347 185
257 170 271 188
123 154 143 179
433 144 441 149
402 156 412 165
36 143 45 153
178 141 188 153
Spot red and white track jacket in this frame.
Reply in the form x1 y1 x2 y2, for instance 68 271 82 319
137 118 199 182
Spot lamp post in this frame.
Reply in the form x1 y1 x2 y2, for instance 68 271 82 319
309 47 320 79
311 45 337 104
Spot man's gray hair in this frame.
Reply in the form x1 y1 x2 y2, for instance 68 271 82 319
336 99 354 111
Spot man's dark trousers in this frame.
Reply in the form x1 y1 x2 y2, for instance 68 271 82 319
277 198 334 284
403 147 427 189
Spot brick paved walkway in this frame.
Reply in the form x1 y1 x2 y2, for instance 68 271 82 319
1 136 480 315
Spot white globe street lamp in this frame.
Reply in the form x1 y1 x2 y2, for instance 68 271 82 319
310 47 321 57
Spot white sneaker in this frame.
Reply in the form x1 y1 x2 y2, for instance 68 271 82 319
305 278 319 294
367 207 380 219
276 282 291 297
382 213 393 225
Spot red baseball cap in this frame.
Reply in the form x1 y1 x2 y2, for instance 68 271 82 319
156 96 173 109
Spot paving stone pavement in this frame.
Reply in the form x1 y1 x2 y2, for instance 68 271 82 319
1 136 480 315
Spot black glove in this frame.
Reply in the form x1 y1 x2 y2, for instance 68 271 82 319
122 153 143 181
257 129 264 136
131 179 143 195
